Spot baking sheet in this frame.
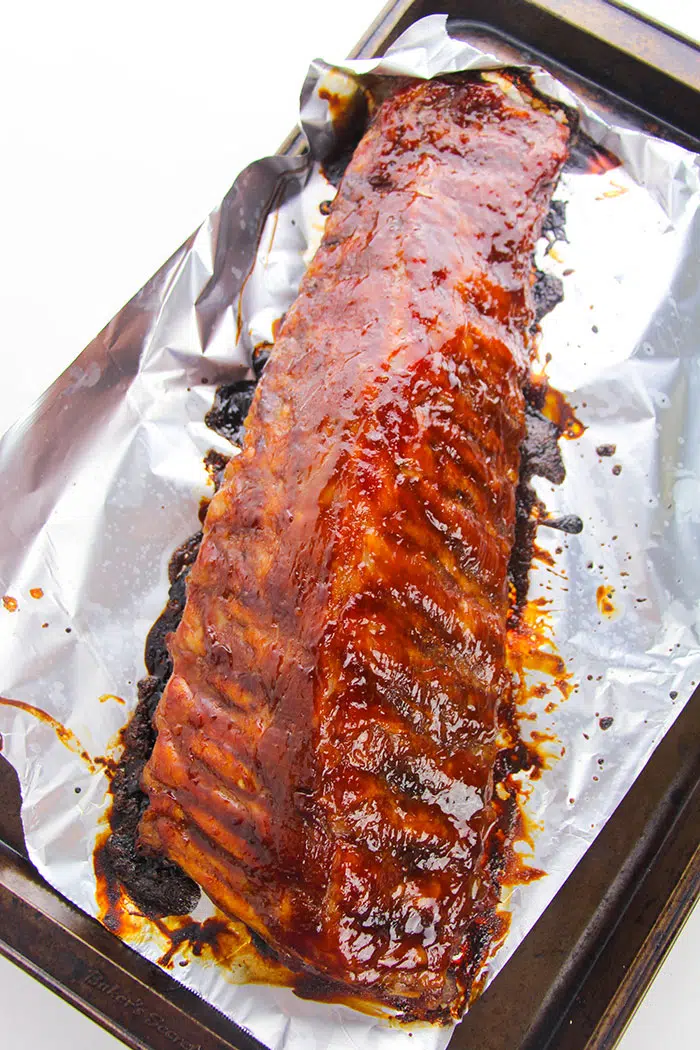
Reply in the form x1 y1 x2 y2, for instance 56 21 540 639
0 13 699 1050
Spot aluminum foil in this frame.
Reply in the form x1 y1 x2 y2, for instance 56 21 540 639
1 14 699 1050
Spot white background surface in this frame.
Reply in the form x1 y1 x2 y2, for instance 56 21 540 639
0 1 697 1047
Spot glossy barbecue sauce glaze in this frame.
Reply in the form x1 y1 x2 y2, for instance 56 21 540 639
97 74 581 1023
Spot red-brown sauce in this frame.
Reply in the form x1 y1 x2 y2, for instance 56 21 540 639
539 379 586 441
0 696 115 775
596 584 617 618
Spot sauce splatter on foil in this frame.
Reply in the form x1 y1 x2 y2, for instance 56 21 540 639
0 696 117 776
596 584 617 618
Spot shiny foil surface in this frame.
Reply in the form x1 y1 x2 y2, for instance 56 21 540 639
1 14 699 1050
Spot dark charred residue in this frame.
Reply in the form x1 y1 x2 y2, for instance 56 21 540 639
204 344 272 447
533 270 564 324
319 82 370 188
599 716 614 731
596 443 616 457
542 199 568 247
541 515 583 535
155 917 233 968
521 398 566 485
96 729 200 924
167 530 203 584
565 131 620 175
205 379 256 446
507 208 585 617
493 739 543 782
203 448 230 490
143 535 201 684
508 393 571 614
94 541 205 921
509 432 553 613
499 588 572 912
322 145 357 188
95 533 204 922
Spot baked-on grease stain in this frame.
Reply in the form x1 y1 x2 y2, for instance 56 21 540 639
542 199 568 247
2 595 18 612
318 79 371 187
564 131 620 175
204 344 271 447
508 371 585 614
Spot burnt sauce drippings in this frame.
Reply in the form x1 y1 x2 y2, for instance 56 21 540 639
318 79 371 187
507 385 583 614
204 346 271 446
532 269 564 323
96 534 203 919
564 130 620 175
541 199 568 246
507 270 583 616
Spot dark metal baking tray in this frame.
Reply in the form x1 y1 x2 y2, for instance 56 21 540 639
1 2 698 1048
